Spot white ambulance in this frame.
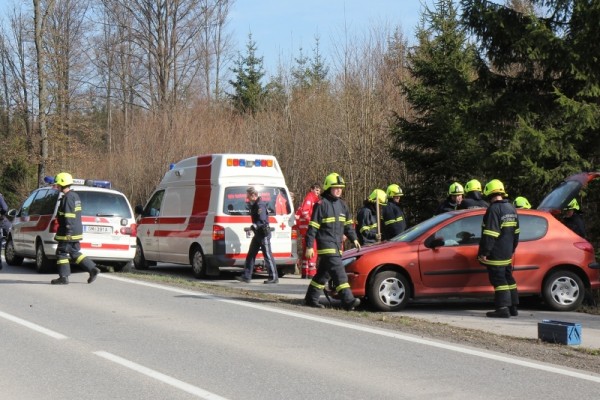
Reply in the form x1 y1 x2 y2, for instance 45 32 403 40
134 154 298 278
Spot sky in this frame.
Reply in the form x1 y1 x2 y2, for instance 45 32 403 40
0 0 430 75
229 0 428 75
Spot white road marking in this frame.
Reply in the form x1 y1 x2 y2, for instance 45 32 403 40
103 274 600 384
0 310 68 340
94 351 229 400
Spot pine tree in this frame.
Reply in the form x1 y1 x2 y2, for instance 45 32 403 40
390 0 482 216
228 33 267 114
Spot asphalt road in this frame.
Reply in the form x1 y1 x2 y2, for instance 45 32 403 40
2 259 600 399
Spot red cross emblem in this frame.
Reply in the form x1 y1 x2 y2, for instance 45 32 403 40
279 222 286 230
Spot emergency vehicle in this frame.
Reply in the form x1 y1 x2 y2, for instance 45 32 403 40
5 178 137 272
134 154 297 278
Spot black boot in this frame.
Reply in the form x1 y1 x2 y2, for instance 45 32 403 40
509 289 519 316
486 307 510 318
304 298 325 308
509 306 518 316
342 298 360 311
51 276 69 285
88 267 100 284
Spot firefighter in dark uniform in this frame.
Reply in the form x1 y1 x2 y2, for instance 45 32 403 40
356 189 386 245
459 179 488 209
381 184 406 240
51 172 101 285
236 187 278 284
304 173 361 310
435 182 464 215
477 179 520 318
563 199 586 239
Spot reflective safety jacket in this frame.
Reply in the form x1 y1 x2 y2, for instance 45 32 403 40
478 199 519 267
356 204 378 245
295 190 320 236
306 192 358 256
55 190 84 241
381 201 406 240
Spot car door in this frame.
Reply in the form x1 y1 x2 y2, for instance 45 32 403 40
137 190 165 261
418 214 489 291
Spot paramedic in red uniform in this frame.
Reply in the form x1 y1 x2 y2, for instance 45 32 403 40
236 187 279 284
295 184 321 278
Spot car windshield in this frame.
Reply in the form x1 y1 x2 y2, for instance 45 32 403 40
77 191 132 218
389 212 455 242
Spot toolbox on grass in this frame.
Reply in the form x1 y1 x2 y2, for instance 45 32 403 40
537 319 582 345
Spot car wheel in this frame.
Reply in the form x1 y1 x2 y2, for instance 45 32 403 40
5 237 24 266
134 241 150 270
35 242 54 273
542 270 585 311
277 267 286 278
113 261 133 272
191 246 207 278
367 270 411 312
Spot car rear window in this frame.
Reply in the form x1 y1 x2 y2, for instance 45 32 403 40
77 191 132 218
223 186 291 215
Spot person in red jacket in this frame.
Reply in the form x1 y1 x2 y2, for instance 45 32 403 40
295 184 321 278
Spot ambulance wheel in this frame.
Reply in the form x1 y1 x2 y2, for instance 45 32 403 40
191 246 207 278
277 268 286 278
5 236 24 266
134 241 150 270
35 241 54 273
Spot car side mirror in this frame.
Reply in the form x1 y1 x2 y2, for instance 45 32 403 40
425 236 445 249
7 208 17 218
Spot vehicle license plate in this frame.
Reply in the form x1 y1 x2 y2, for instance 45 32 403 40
84 225 113 234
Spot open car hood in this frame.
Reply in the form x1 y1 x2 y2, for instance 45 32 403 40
537 172 600 213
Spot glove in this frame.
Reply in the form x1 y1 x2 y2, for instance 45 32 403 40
305 247 314 260
375 233 382 241
250 224 257 232
353 240 361 251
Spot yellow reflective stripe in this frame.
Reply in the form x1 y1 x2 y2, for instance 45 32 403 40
360 224 377 233
339 216 347 222
515 228 520 234
344 220 353 226
310 281 325 290
494 285 510 291
56 259 69 265
64 213 76 218
483 229 500 238
75 255 86 264
484 259 512 266
321 217 336 223
74 206 82 211
309 221 320 229
501 221 517 228
508 283 517 290
384 220 395 226
336 282 350 292
318 248 337 255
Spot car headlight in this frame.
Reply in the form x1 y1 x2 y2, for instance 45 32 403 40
342 256 358 268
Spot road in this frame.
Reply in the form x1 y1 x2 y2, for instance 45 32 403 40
1 261 600 399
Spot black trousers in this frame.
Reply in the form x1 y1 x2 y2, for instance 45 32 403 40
486 264 518 308
242 233 277 280
305 255 355 305
56 241 97 277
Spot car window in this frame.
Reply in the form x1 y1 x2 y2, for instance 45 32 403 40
392 213 455 242
28 189 60 216
77 191 132 218
223 186 291 216
18 190 40 218
143 190 165 217
518 214 548 241
434 215 482 246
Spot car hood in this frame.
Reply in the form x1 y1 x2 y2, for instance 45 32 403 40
537 172 600 213
342 241 409 259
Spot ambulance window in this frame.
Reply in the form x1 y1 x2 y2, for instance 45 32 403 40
224 187 251 215
143 190 165 217
223 186 291 215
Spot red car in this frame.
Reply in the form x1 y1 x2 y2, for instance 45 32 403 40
341 173 600 312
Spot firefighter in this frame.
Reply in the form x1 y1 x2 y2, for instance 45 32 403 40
477 179 520 318
304 173 361 311
513 196 532 209
51 172 101 285
563 199 586 239
356 189 387 245
295 184 321 278
459 179 488 209
435 182 464 215
381 184 407 240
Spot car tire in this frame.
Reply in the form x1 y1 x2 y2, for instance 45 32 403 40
367 270 411 312
4 237 24 266
35 242 54 273
191 246 207 278
113 261 133 272
542 270 585 311
134 241 150 270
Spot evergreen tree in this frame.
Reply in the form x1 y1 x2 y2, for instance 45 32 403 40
389 0 482 218
461 0 600 203
228 33 267 114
